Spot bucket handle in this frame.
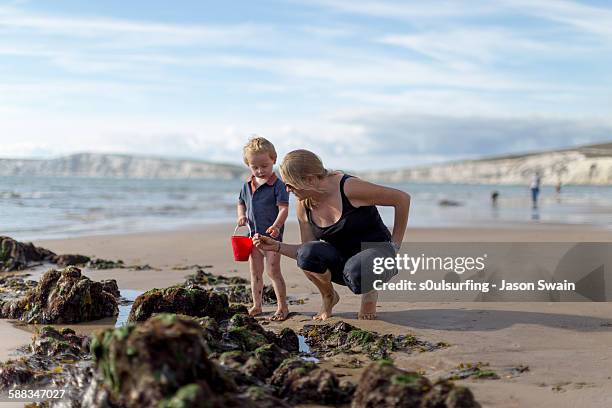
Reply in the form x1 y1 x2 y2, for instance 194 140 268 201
233 223 252 237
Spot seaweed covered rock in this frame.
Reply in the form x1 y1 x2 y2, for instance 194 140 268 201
0 267 118 324
0 358 37 389
269 357 354 405
100 279 120 298
0 326 92 394
277 327 299 353
302 321 448 360
0 236 56 272
53 254 91 267
352 361 480 408
223 314 279 352
87 258 125 269
31 326 88 358
186 268 248 286
128 284 235 322
0 275 37 300
90 313 253 407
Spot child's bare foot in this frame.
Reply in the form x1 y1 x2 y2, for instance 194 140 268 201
269 307 289 321
358 290 378 320
313 290 339 321
248 305 262 317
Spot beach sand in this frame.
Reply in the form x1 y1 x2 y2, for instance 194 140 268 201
2 222 612 407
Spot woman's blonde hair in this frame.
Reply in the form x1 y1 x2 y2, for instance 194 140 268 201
280 149 336 209
243 136 277 165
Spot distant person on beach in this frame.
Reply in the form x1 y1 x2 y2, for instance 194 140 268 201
237 137 290 321
491 191 499 206
253 149 410 320
530 172 541 209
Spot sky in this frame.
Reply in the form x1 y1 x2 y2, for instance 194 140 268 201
0 0 611 170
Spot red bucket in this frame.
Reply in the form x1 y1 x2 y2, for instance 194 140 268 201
231 224 253 261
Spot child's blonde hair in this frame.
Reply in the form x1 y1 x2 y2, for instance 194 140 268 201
280 149 337 209
243 136 277 165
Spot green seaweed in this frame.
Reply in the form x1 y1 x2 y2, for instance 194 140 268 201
392 373 422 385
159 384 204 408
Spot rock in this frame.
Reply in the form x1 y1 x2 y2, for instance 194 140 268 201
100 279 120 298
0 275 37 300
248 343 290 378
276 327 299 353
445 386 480 408
53 254 91 267
352 361 480 408
352 361 432 407
0 359 37 389
87 258 125 270
223 314 277 352
0 267 118 324
127 284 233 322
31 326 88 358
262 285 277 304
301 321 448 360
186 269 248 286
0 236 56 272
90 313 249 407
269 357 352 405
243 386 291 408
213 284 278 305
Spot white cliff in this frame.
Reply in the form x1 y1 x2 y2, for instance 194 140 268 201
0 153 245 179
360 142 612 185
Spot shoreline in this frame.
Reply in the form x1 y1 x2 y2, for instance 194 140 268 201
2 223 612 407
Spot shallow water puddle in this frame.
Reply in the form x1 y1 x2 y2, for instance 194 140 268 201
298 335 319 363
115 289 143 327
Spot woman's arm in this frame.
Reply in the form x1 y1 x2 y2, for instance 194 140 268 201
253 200 316 259
343 177 411 246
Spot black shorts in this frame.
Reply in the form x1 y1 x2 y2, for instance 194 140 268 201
296 241 397 294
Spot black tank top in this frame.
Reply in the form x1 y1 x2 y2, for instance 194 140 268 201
307 174 392 258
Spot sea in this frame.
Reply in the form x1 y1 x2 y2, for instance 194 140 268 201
1 176 612 241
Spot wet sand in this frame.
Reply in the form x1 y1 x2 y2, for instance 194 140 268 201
2 222 612 407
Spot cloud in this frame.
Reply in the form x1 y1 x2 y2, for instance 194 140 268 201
334 111 612 161
1 1 611 171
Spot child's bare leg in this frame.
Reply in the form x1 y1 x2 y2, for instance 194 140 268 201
265 251 289 321
249 248 265 316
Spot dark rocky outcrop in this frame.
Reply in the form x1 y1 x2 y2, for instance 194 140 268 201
352 361 480 408
127 284 242 322
186 268 248 286
269 357 354 405
89 313 258 407
100 279 120 298
30 326 88 359
53 254 91 267
0 236 56 271
301 321 449 360
0 267 118 324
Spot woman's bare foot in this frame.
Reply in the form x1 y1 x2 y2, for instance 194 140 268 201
248 305 262 317
358 290 378 320
270 307 289 321
313 290 339 321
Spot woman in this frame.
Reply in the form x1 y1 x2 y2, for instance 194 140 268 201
253 150 410 320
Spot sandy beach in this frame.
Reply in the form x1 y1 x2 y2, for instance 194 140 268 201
2 222 612 407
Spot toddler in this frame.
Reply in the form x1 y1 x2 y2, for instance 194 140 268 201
237 137 289 320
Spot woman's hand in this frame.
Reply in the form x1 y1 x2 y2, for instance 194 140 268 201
252 233 280 252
